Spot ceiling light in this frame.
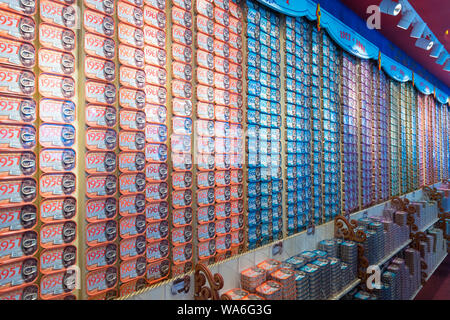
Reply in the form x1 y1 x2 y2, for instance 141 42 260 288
415 37 433 50
436 51 448 65
397 10 414 29
410 21 426 38
430 44 442 58
379 0 402 16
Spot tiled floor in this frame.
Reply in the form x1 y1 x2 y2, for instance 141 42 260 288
415 254 450 300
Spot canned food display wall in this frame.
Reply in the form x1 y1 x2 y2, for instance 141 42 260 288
0 0 448 301
246 0 283 250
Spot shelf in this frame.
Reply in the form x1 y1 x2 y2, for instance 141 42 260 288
329 279 361 300
374 239 413 267
410 253 448 300
419 218 439 233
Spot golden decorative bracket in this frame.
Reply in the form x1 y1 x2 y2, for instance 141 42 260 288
334 215 368 280
194 262 224 300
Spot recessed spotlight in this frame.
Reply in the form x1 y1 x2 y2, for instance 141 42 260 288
415 37 433 50
430 44 442 58
379 0 402 16
410 21 426 38
397 10 414 29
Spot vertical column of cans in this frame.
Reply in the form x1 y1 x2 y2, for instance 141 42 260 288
170 0 194 276
38 0 78 300
389 80 400 196
429 96 435 183
0 2 39 300
194 0 216 265
417 94 425 186
410 88 418 190
379 70 390 201
424 95 432 185
83 3 119 299
212 0 245 262
246 0 283 249
399 83 408 194
433 101 440 183
142 0 171 285
371 65 380 203
284 17 312 234
341 52 359 214
358 59 373 207
443 105 450 179
321 33 340 220
441 104 449 180
311 25 322 224
116 0 148 294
